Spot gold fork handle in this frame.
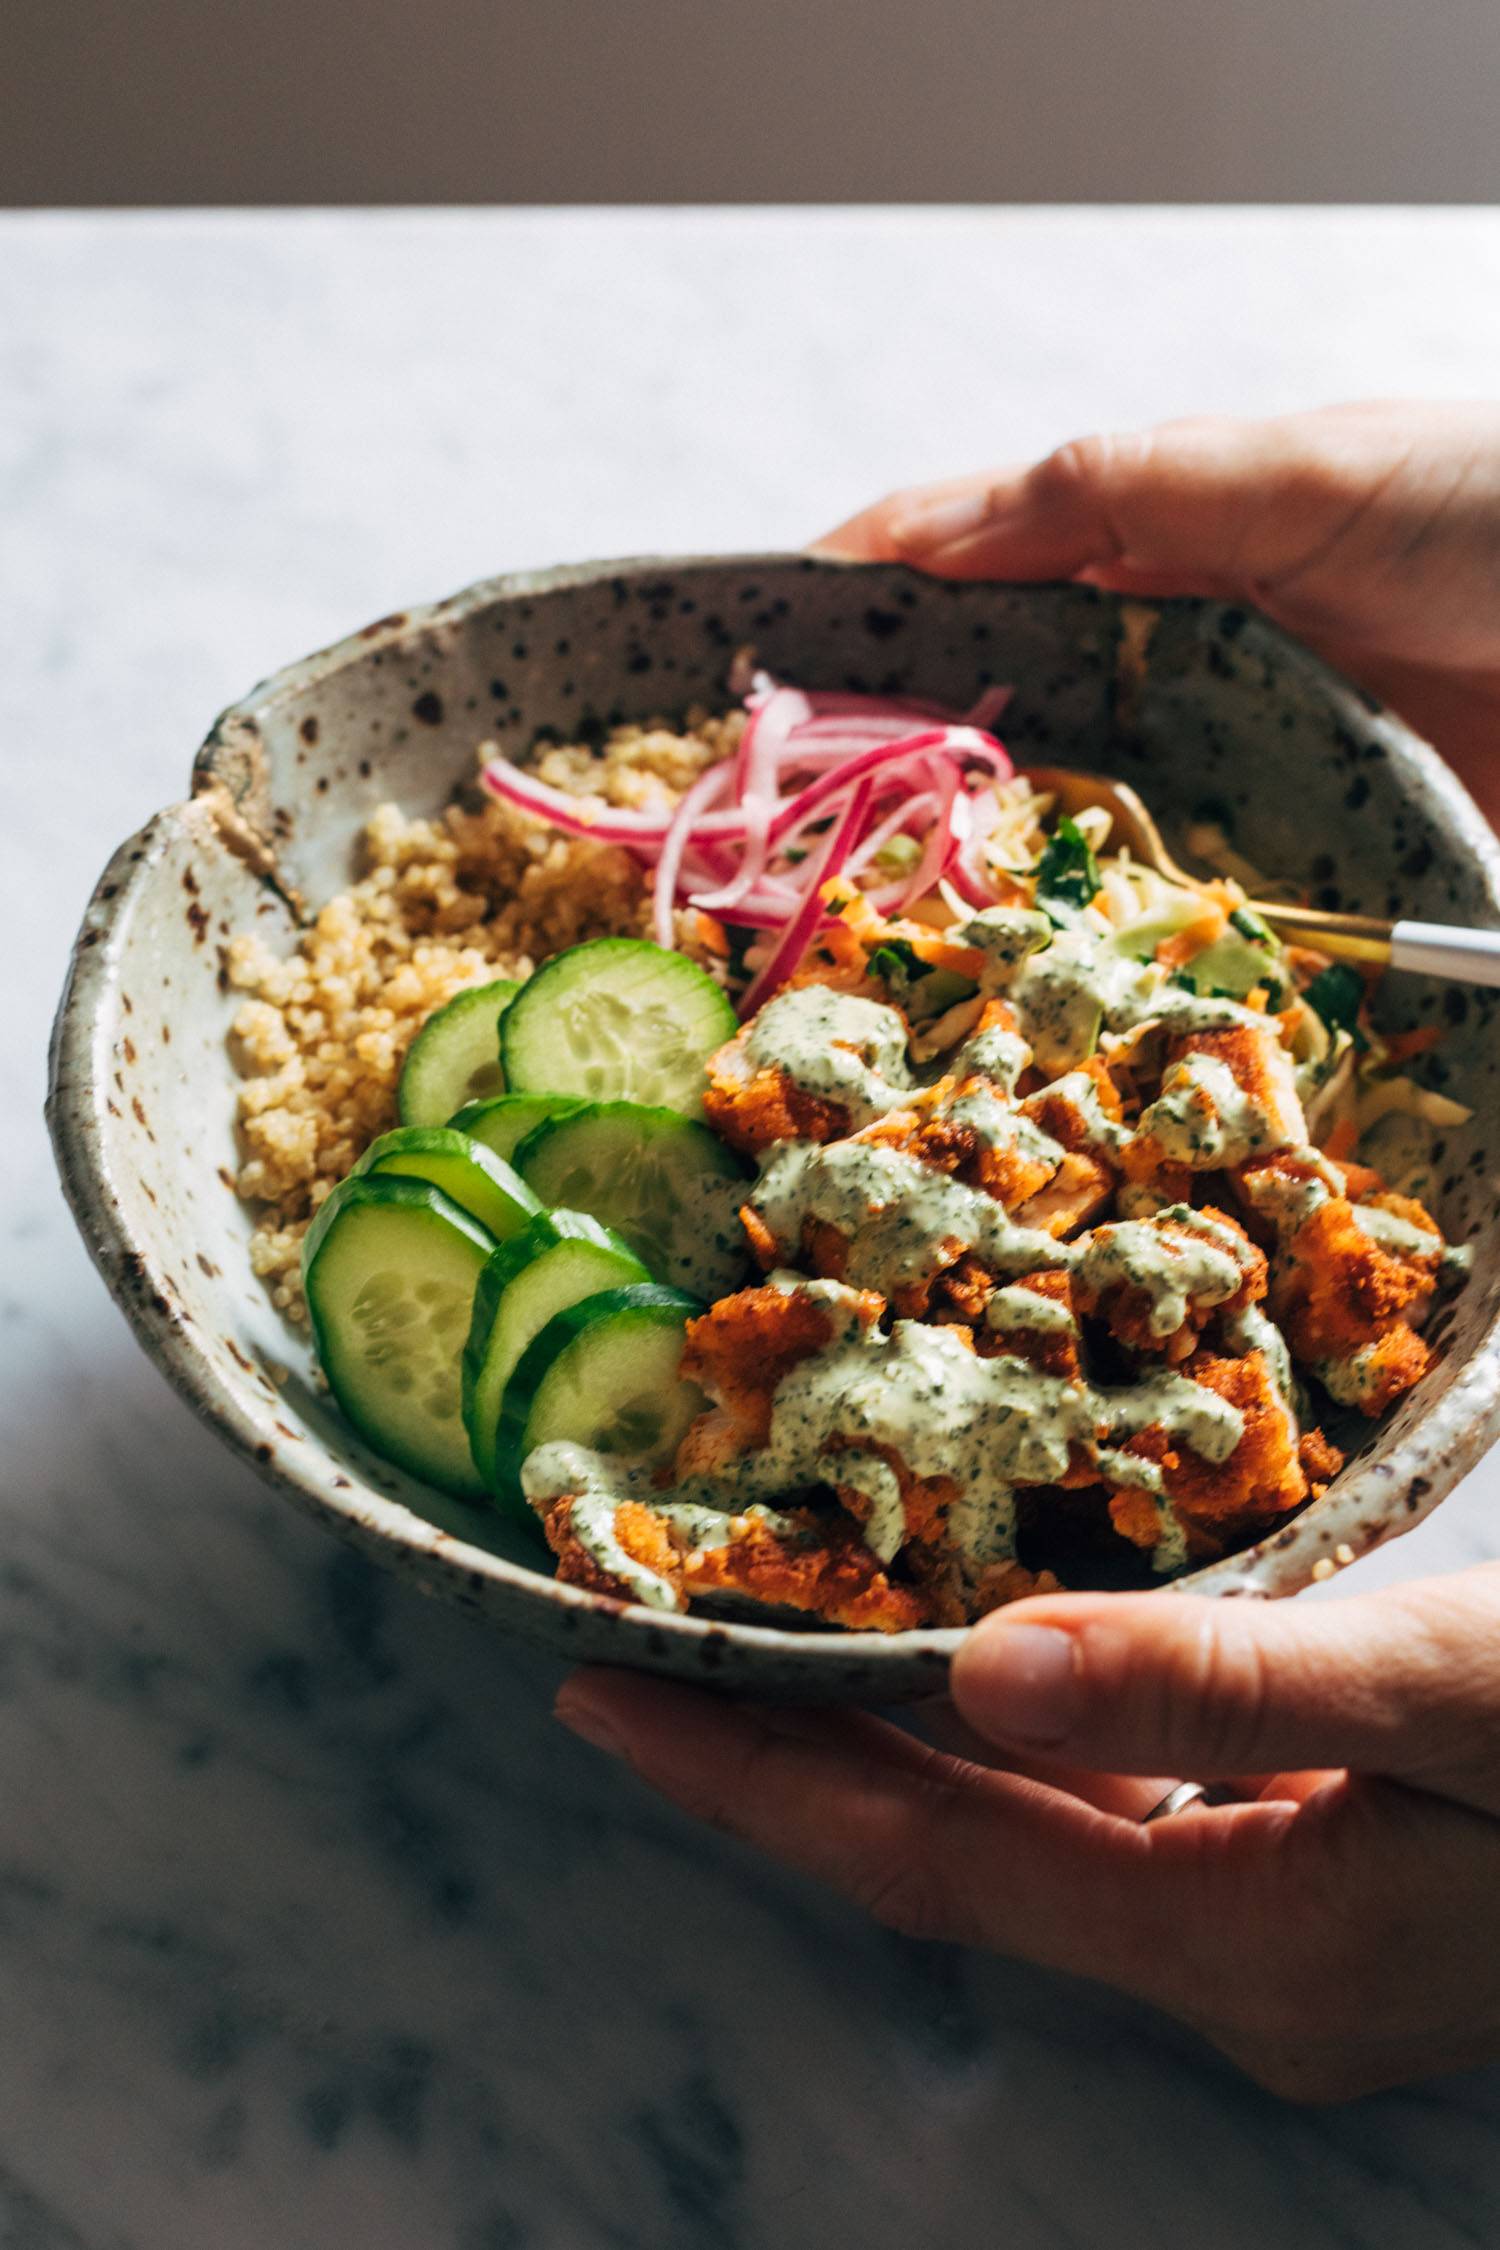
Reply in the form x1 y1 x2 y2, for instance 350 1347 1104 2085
1252 900 1393 966
1258 901 1500 986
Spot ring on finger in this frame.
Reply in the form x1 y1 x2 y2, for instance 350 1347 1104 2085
1140 1781 1211 1824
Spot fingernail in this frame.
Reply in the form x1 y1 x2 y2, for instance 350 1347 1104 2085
964 1624 1082 1745
886 491 991 552
556 1694 627 1760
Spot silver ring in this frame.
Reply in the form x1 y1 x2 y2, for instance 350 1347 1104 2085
1140 1781 1209 1824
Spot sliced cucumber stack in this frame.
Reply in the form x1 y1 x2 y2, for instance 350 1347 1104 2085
398 977 520 1127
514 1102 749 1298
306 934 752 1514
355 1125 541 1243
462 1210 651 1502
496 1283 707 1496
303 1174 495 1498
500 938 736 1117
448 1091 586 1166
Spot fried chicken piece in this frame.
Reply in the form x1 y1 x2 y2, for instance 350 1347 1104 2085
970 1560 1065 1616
1115 1141 1198 1214
681 1514 933 1632
1272 1196 1438 1411
1298 1426 1346 1492
542 1492 932 1632
542 1495 686 1600
1020 1056 1125 1152
1012 1149 1115 1236
676 1282 883 1460
974 1269 1084 1380
928 1254 996 1325
703 989 913 1155
1134 1021 1308 1170
1232 1146 1346 1246
1361 1189 1445 1247
907 1108 1060 1209
1105 1348 1308 1560
820 1435 959 1556
1313 1322 1434 1416
704 1064 848 1157
905 1543 1063 1627
1072 1205 1266 1363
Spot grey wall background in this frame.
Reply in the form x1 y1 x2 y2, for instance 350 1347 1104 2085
8 0 1500 204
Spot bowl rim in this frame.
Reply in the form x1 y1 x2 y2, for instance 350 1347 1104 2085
48 553 1500 1671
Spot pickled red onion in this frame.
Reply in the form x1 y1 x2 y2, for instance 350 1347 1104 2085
480 675 1013 1012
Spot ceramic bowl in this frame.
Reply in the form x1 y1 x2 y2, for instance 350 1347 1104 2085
48 556 1500 1700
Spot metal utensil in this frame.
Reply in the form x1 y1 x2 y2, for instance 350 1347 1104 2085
1026 766 1500 986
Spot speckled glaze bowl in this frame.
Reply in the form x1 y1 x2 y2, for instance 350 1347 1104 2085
48 557 1500 1699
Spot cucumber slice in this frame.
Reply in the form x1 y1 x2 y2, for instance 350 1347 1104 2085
355 1125 541 1242
462 1210 651 1502
448 1092 586 1166
303 1174 495 1498
497 1282 706 1495
398 978 520 1126
513 1101 749 1298
500 938 736 1117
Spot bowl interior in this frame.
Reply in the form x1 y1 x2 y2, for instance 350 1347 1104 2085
51 559 1500 1697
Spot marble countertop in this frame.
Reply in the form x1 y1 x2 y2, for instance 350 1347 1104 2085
7 208 1500 2249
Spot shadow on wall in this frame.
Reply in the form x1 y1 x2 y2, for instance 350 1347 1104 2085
8 0 1500 204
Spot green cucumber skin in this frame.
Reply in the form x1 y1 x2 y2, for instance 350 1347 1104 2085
499 937 737 1117
494 1282 703 1497
461 1211 650 1503
398 977 521 1127
355 1125 541 1241
303 1173 497 1499
512 1101 749 1296
447 1092 587 1164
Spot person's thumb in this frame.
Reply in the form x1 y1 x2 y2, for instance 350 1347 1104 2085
949 1565 1500 1816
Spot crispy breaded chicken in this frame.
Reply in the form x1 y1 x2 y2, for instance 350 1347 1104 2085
1105 1348 1308 1560
1020 1056 1125 1151
703 989 914 1155
541 1492 933 1631
1134 1021 1308 1171
974 1269 1084 1380
704 1063 849 1157
1011 1149 1115 1236
1072 1204 1266 1363
674 1281 884 1472
1273 1195 1439 1412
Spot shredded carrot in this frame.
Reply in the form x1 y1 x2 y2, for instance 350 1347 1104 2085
1156 904 1228 969
1379 1025 1443 1065
901 931 988 978
821 879 885 943
815 921 871 974
694 911 730 957
817 881 986 979
1321 1117 1359 1163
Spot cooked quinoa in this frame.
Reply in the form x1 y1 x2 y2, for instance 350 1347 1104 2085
228 709 744 1319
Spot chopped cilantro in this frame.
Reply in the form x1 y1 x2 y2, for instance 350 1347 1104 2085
870 938 930 985
1034 816 1101 919
1304 962 1366 1039
1230 905 1276 948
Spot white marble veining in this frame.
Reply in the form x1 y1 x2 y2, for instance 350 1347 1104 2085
6 208 1500 2248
